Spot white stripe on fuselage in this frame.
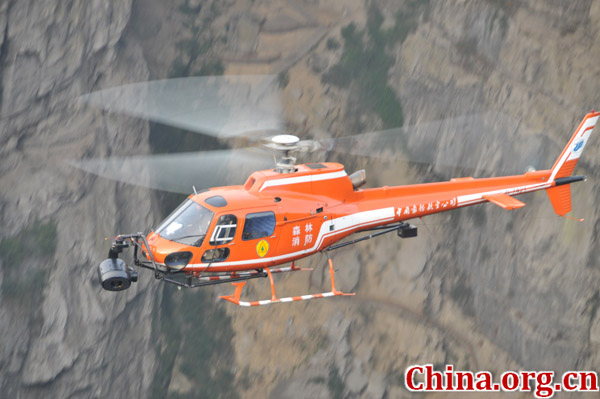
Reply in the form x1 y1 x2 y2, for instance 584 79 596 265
259 170 348 191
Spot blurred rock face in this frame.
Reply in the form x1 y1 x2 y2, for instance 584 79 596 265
393 0 600 370
218 1 600 398
1 0 600 398
0 1 159 398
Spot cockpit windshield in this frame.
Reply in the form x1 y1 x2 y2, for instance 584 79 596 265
154 199 214 247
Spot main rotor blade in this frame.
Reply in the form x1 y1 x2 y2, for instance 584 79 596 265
79 75 284 139
71 148 273 194
327 112 553 176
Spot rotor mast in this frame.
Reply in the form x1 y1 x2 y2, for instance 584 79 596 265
265 134 323 173
269 135 300 174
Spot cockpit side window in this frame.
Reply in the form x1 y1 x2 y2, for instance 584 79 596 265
242 211 275 240
209 214 238 245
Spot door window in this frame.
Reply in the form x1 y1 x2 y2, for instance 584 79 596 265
201 248 230 262
209 214 237 245
242 211 276 240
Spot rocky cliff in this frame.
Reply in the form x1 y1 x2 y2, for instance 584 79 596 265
1 1 600 398
0 1 160 398
213 1 600 398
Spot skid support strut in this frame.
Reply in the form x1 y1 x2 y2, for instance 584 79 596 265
219 260 354 307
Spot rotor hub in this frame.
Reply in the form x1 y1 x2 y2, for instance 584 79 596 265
272 134 300 145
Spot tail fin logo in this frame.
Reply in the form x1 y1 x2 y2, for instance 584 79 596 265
567 137 588 161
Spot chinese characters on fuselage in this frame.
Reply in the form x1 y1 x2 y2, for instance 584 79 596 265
396 198 457 217
292 222 313 247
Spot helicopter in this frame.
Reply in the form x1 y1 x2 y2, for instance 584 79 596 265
78 76 598 306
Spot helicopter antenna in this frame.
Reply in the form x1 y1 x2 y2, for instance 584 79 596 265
193 185 198 195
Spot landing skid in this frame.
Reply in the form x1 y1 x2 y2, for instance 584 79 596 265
220 257 355 307
219 223 418 306
140 263 313 289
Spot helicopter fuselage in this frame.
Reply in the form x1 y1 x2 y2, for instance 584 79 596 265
145 160 556 274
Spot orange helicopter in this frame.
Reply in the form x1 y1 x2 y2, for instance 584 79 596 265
80 76 598 306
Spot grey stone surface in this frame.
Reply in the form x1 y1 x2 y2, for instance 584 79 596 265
0 0 160 397
3 1 600 398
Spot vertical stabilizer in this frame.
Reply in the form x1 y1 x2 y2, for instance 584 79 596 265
546 111 599 216
549 111 599 181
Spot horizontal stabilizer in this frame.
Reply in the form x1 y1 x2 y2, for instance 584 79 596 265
483 193 526 210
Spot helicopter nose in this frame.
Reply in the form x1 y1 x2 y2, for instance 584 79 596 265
143 232 195 267
147 232 158 244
